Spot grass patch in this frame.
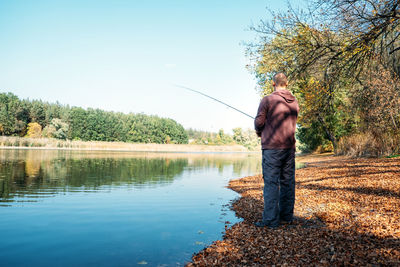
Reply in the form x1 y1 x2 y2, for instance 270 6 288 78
386 154 400 158
295 162 306 169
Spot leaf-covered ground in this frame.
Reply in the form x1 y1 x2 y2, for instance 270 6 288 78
187 154 400 266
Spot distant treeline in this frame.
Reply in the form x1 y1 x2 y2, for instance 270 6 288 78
186 128 259 149
0 92 188 144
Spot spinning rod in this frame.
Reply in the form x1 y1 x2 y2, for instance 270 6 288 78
174 84 255 120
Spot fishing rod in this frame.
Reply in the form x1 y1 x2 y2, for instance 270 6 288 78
174 84 255 120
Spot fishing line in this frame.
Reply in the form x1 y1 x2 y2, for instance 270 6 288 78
174 84 255 119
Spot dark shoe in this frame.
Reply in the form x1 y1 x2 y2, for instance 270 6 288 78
280 220 293 225
254 221 265 228
254 221 278 229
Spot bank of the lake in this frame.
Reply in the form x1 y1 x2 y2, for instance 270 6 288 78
188 154 400 266
0 136 253 152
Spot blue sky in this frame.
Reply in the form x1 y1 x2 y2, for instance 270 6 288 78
0 0 303 133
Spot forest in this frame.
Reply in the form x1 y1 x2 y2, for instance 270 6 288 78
0 92 259 149
247 0 399 156
0 92 188 144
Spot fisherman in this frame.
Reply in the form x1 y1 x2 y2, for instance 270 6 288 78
254 72 299 228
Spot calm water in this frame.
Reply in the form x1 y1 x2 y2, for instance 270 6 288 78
0 149 262 267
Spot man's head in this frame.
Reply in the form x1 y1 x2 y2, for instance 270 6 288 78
272 72 288 89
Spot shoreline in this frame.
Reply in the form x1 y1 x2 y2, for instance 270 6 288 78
188 154 400 266
0 146 258 154
0 136 258 153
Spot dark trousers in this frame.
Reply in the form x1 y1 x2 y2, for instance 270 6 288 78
261 148 295 227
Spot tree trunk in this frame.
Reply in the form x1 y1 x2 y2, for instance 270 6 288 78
318 115 337 154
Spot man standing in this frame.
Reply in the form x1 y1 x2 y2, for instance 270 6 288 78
254 72 299 228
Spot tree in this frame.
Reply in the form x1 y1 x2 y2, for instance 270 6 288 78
0 92 28 136
26 122 42 138
68 107 87 140
233 127 245 144
232 127 260 150
248 26 353 151
129 114 188 144
29 100 46 127
248 0 399 154
44 102 61 126
43 118 69 140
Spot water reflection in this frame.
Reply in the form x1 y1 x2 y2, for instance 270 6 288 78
0 149 261 204
0 149 262 266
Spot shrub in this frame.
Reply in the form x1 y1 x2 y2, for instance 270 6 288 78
26 122 42 138
337 132 400 157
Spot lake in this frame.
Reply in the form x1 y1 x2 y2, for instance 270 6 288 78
0 149 262 267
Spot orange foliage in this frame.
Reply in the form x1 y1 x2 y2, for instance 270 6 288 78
188 154 400 266
25 122 42 138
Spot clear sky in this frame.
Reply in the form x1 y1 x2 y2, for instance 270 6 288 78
0 0 303 133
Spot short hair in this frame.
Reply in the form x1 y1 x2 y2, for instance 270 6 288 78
273 72 288 87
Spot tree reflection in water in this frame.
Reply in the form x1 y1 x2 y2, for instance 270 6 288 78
0 149 261 203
